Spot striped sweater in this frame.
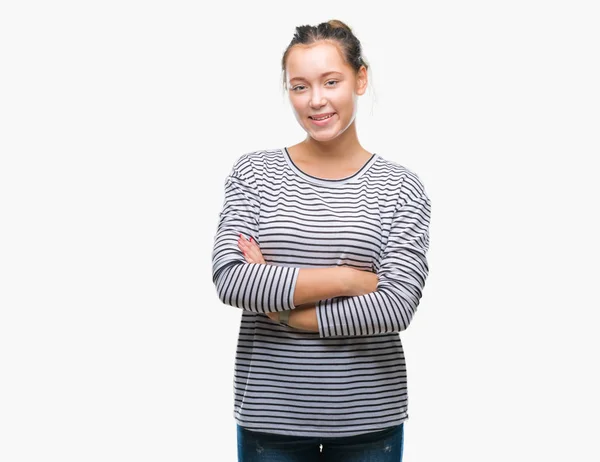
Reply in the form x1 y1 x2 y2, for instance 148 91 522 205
211 147 431 437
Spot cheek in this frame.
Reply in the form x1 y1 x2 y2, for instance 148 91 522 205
328 91 352 109
340 93 355 107
289 97 305 114
293 100 304 112
337 95 355 112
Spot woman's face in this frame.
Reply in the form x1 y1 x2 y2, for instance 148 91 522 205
285 41 367 143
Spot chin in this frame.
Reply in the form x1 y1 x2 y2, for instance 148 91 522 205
306 130 340 142
303 121 342 140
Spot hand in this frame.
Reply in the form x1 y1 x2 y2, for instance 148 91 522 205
343 267 379 297
265 303 312 323
237 234 317 331
237 233 266 264
266 312 279 322
238 234 277 321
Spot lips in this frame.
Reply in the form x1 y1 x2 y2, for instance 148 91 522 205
309 112 335 120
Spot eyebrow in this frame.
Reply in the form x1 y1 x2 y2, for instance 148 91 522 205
289 71 343 83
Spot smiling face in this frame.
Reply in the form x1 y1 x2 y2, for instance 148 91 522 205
285 41 367 143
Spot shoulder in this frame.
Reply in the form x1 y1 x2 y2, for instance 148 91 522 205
229 148 282 179
227 148 285 196
375 154 429 202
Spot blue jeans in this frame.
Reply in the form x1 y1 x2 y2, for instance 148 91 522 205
237 423 404 461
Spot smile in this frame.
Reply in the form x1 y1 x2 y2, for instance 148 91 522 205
309 113 336 126
311 114 334 121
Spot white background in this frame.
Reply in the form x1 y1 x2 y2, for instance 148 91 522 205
1 1 599 461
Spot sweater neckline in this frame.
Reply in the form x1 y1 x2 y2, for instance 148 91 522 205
282 147 378 187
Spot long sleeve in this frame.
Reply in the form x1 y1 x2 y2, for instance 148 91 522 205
225 148 430 437
316 187 431 337
212 157 299 313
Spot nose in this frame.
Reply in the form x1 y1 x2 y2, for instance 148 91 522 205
309 90 326 109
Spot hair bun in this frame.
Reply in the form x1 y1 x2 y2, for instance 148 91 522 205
327 19 352 33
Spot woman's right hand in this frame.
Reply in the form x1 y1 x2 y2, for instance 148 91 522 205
237 233 266 264
342 267 379 297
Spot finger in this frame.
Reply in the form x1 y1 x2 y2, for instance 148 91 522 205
247 239 266 261
241 249 254 263
248 239 262 255
236 239 251 259
238 235 264 264
244 244 262 262
238 234 251 248
238 237 251 253
266 312 278 321
241 237 260 256
239 245 256 264
239 238 257 258
242 237 256 251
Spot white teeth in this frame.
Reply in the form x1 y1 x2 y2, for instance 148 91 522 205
313 114 333 121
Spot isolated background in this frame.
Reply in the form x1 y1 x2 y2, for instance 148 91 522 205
1 1 599 461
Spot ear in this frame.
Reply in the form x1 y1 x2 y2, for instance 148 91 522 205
355 65 368 95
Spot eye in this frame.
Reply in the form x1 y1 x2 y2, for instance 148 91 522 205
291 81 338 92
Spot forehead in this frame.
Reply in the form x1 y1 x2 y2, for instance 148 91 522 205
286 42 350 81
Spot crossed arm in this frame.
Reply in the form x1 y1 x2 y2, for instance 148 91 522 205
236 234 379 332
212 163 430 338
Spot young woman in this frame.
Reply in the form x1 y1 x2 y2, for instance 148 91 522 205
212 19 431 462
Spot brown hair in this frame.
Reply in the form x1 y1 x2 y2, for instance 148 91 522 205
281 20 370 91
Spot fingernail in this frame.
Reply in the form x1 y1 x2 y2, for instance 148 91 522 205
249 237 253 243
